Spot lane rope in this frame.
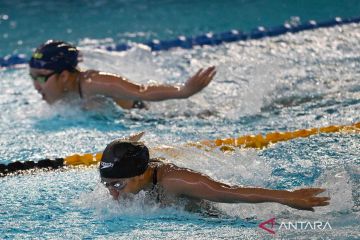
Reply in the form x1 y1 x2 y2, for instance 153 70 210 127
1 16 360 68
1 121 358 177
196 122 360 151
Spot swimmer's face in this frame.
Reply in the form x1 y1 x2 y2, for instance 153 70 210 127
101 176 143 200
29 68 65 104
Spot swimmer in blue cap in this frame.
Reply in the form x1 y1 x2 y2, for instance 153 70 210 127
100 139 330 212
29 40 216 108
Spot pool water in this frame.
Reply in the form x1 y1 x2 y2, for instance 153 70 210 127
1 1 359 239
1 0 360 56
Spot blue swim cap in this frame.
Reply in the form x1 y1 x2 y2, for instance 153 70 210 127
29 40 79 72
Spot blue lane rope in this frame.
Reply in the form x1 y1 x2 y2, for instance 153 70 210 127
1 16 360 68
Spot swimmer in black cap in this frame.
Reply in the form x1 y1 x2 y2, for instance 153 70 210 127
29 40 216 108
100 139 330 212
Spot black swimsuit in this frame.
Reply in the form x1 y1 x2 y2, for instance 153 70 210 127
78 75 83 99
132 100 147 109
152 166 158 187
150 160 162 202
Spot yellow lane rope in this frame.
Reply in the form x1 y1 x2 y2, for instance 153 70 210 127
197 121 360 151
64 122 359 166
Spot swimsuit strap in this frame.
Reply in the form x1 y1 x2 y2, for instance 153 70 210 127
152 165 160 202
152 166 158 186
77 73 83 99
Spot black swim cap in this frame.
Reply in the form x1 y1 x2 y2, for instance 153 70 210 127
99 140 150 179
29 40 79 72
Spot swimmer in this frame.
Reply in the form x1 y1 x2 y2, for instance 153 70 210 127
99 139 330 212
29 40 216 109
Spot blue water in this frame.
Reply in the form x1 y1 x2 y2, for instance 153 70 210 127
1 0 360 56
1 1 359 239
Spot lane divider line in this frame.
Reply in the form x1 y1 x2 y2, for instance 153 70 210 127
1 122 358 177
1 16 360 68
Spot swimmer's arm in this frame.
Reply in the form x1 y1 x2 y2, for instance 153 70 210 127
161 167 330 211
84 67 216 101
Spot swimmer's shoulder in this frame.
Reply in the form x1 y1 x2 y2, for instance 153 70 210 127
156 162 187 182
82 70 126 82
150 159 176 169
82 69 100 79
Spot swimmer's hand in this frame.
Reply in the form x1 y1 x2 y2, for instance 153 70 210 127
126 132 145 142
180 66 216 98
284 188 330 211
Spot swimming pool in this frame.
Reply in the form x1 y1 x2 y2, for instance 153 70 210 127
1 1 359 239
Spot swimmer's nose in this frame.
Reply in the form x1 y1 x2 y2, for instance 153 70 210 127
109 188 120 200
33 81 42 92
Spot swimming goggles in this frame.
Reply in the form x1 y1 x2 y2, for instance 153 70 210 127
102 180 127 191
30 72 57 83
